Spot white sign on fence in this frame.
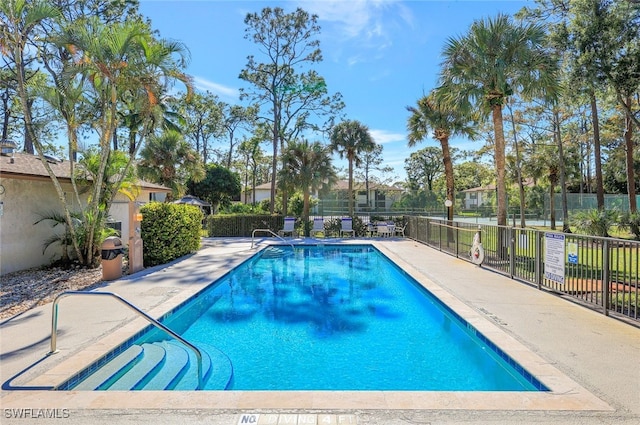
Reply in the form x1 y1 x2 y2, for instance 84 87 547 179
544 233 565 284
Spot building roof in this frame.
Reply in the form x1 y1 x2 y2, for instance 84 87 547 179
0 151 75 180
0 151 170 192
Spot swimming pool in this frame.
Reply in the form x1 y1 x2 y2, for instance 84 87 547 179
63 244 547 392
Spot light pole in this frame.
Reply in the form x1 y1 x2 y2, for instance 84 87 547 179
444 199 453 221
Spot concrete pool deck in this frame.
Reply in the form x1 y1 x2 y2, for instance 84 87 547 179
1 238 639 424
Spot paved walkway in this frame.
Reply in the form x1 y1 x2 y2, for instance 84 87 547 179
1 238 638 424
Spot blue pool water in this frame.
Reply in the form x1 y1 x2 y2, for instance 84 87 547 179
132 244 543 391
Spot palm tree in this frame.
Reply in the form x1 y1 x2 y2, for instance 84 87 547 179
55 18 191 265
329 120 375 216
138 130 204 201
438 13 560 226
281 139 336 235
118 36 193 156
406 91 476 221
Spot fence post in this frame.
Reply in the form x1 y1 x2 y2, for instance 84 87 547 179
535 230 542 290
509 227 516 278
601 239 610 317
425 217 430 245
455 222 460 258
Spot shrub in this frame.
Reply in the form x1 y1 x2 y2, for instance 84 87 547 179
324 218 340 236
617 211 640 240
324 216 367 237
570 209 618 237
141 203 203 267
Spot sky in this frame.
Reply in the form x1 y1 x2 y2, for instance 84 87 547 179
138 0 531 182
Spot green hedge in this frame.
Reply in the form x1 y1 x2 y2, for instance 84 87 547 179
141 203 203 267
207 214 284 237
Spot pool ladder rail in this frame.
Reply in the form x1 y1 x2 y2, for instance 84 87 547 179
49 291 205 390
251 228 295 251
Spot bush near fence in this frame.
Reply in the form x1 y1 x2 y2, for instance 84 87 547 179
208 214 285 237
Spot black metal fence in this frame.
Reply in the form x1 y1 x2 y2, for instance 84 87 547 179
205 214 638 323
407 216 639 323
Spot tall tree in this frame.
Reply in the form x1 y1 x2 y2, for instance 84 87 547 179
407 92 476 221
188 164 241 213
329 120 375 216
569 0 640 212
60 18 192 264
354 143 394 209
438 14 560 226
237 135 265 204
174 91 222 165
218 103 256 169
0 0 60 154
281 139 336 234
239 7 344 213
404 147 444 192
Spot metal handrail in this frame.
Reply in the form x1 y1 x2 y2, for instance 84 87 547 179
251 228 295 250
49 291 204 390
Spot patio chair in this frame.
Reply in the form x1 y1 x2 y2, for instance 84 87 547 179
278 217 296 237
340 217 355 237
311 217 325 237
395 223 407 237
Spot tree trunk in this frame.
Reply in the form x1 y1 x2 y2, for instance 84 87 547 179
508 103 526 228
590 93 605 210
438 135 455 222
270 131 278 214
22 98 34 154
348 155 354 216
553 109 571 233
303 190 310 236
14 36 84 263
625 96 637 213
252 165 257 205
549 181 556 231
491 104 508 259
282 189 288 217
1 86 10 141
491 104 507 226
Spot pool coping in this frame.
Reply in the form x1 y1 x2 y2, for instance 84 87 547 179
0 239 613 412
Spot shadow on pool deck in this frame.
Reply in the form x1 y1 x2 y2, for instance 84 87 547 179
0 238 638 425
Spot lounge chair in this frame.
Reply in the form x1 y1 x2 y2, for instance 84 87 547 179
311 217 325 237
278 217 296 237
340 217 355 237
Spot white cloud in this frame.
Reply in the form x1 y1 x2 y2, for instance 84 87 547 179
298 0 412 46
192 76 239 100
370 129 405 145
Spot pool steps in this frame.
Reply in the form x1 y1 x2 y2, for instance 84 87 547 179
260 247 288 259
73 345 143 390
143 341 189 390
72 340 233 391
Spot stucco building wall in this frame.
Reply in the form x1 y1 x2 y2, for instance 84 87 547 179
0 178 87 275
